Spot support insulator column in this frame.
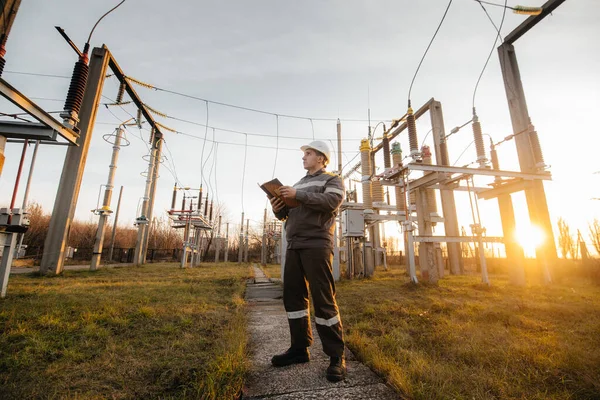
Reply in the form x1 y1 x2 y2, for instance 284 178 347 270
382 132 391 168
360 139 373 209
528 123 546 170
472 111 489 168
407 107 421 162
171 185 177 210
61 54 89 128
391 142 406 212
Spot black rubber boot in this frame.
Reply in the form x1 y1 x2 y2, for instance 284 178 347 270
326 356 346 382
271 347 310 367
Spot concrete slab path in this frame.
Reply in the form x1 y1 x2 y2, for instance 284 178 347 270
244 264 400 400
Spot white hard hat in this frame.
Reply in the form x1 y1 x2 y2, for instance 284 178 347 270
301 140 331 163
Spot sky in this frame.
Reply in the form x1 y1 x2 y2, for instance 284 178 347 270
1 0 599 252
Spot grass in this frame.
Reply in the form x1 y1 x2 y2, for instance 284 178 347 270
260 263 282 280
0 262 251 400
337 266 600 399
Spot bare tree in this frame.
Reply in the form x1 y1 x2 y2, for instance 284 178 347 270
589 218 600 256
557 218 575 259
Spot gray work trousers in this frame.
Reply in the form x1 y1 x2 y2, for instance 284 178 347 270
283 247 345 358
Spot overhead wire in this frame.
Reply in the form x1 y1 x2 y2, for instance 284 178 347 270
472 0 508 110
407 0 454 105
271 115 279 180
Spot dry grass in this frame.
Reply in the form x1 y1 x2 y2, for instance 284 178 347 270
337 267 600 400
0 262 251 399
260 263 282 280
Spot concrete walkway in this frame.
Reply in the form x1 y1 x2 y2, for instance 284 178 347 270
244 264 400 399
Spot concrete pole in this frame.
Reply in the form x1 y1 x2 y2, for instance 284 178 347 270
91 127 123 270
141 134 163 263
429 101 464 274
40 47 110 275
261 208 267 265
1 233 17 298
498 43 555 284
134 131 158 265
224 222 229 262
107 185 123 262
244 218 249 263
238 212 244 263
180 215 190 268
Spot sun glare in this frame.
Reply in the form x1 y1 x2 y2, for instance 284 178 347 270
515 224 544 257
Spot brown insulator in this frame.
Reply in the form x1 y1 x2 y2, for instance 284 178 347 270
171 185 177 210
490 145 500 170
528 127 545 168
181 194 186 212
407 109 419 156
440 138 449 166
472 114 487 167
209 201 214 222
62 58 89 119
204 195 209 217
383 133 391 168
198 187 203 211
372 180 384 203
116 81 126 104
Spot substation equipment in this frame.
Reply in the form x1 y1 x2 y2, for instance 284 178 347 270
0 0 171 297
168 186 212 268
338 98 551 285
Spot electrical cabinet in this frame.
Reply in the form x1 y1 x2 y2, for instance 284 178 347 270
341 209 364 237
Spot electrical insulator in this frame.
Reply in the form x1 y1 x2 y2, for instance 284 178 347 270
137 108 143 128
0 40 6 77
209 201 214 222
391 142 406 212
490 144 500 170
360 139 373 209
513 5 542 15
61 55 89 128
439 137 449 166
407 107 421 161
204 195 209 217
181 194 186 212
116 81 126 104
471 112 489 168
198 186 203 211
171 185 177 210
372 180 384 203
382 132 391 168
391 142 403 167
528 124 546 170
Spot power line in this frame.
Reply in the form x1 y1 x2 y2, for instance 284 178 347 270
407 0 454 105
472 0 508 110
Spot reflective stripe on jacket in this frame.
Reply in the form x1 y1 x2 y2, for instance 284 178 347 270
275 169 344 249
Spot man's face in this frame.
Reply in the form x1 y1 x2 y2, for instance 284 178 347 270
302 149 324 171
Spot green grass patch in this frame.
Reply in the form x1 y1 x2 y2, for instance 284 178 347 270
337 267 600 399
0 262 251 399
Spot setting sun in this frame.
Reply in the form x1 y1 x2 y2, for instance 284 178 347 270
515 224 544 257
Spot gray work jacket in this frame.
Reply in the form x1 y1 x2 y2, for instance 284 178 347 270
275 169 344 249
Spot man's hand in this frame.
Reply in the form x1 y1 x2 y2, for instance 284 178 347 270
270 196 285 212
279 186 296 199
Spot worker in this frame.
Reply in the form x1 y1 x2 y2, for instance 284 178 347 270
268 140 346 382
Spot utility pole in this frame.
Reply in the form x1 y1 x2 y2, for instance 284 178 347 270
40 47 110 275
134 129 162 265
140 134 163 263
224 222 229 262
238 212 244 263
107 185 123 262
498 0 563 283
244 218 249 262
90 126 123 270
